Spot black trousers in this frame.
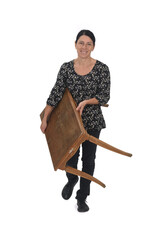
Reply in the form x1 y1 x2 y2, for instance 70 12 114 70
66 129 101 201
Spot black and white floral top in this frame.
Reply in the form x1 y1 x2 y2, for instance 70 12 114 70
47 60 110 131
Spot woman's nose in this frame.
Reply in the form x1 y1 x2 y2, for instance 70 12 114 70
82 43 87 49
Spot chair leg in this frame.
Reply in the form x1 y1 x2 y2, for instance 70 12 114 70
88 135 132 157
65 166 106 188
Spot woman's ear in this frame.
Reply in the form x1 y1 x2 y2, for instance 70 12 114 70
92 45 95 51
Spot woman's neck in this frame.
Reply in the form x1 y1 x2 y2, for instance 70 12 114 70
75 57 94 66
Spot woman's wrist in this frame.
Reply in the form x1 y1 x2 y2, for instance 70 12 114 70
85 98 99 105
42 115 48 122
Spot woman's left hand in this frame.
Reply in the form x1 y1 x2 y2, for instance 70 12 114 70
76 100 87 115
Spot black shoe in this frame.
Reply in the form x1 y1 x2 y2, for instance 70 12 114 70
62 178 78 200
77 200 89 212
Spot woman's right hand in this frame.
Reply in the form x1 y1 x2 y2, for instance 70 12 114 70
40 119 48 133
40 105 54 134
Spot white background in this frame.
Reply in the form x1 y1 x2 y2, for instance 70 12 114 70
0 0 160 239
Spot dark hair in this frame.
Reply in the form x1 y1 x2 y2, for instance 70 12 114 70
75 29 96 46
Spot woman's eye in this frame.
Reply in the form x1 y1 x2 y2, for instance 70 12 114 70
78 42 92 46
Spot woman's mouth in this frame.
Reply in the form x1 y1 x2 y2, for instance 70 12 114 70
81 51 88 54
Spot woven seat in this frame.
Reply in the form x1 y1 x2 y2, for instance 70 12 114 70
40 88 132 188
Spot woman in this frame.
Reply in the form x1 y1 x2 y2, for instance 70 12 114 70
40 30 110 212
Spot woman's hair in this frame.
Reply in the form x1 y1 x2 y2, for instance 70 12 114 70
75 30 96 46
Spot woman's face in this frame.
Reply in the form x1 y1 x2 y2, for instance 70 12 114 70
75 35 95 59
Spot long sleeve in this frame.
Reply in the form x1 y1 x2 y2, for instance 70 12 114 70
95 64 111 106
47 63 67 108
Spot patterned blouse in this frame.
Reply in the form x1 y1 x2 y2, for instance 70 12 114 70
47 60 111 131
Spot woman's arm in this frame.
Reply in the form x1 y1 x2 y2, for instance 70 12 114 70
76 98 99 115
95 64 110 106
40 105 54 133
40 63 67 133
76 64 110 115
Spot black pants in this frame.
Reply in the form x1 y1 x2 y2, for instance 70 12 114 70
66 129 101 201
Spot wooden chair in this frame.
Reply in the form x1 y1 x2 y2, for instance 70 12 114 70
40 88 132 188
